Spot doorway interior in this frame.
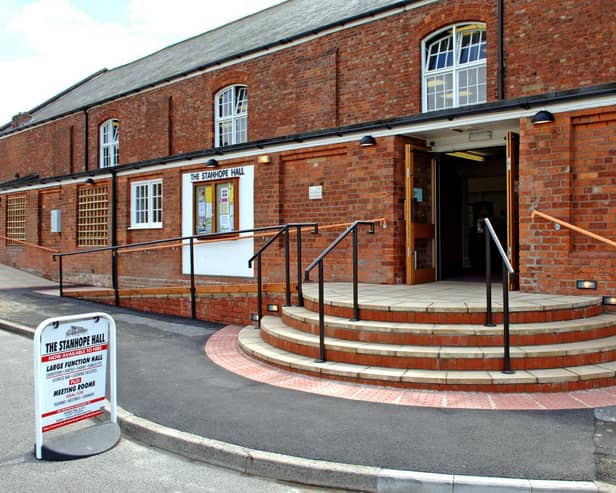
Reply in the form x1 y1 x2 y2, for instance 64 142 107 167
437 147 506 281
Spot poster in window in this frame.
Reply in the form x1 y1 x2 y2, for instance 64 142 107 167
196 185 213 234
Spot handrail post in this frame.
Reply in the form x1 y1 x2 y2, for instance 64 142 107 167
317 260 326 362
296 226 304 307
257 255 263 328
484 221 495 327
284 226 291 306
112 249 119 307
58 256 64 297
190 238 196 319
502 263 512 373
351 225 359 321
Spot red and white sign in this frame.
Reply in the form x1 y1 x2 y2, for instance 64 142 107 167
34 313 117 459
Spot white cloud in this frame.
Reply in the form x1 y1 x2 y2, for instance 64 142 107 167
0 0 284 124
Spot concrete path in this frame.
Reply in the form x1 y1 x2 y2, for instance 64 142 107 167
0 264 607 492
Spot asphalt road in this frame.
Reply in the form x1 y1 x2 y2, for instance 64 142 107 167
0 328 342 493
0 284 596 482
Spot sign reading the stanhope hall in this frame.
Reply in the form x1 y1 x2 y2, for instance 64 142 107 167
34 313 118 460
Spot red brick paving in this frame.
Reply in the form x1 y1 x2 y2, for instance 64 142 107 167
206 326 616 411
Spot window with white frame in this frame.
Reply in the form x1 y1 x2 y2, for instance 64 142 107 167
423 24 487 112
131 179 163 228
215 85 247 147
100 118 119 168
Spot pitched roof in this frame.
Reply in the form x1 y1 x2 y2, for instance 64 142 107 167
14 0 409 128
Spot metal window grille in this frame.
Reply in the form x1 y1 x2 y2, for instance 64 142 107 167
6 195 26 246
78 186 108 246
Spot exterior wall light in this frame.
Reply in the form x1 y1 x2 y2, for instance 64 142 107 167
266 303 279 312
359 135 376 147
257 155 272 164
603 296 616 306
85 178 95 185
576 280 597 290
206 158 218 168
531 110 554 124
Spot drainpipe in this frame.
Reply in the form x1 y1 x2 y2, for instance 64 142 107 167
111 169 119 306
497 0 505 100
83 110 89 171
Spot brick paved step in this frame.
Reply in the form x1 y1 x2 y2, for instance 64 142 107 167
282 306 616 347
238 326 616 393
260 316 616 372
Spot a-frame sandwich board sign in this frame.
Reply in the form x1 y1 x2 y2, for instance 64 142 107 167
34 312 119 460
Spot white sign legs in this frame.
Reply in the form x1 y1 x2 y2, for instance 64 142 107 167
33 312 119 460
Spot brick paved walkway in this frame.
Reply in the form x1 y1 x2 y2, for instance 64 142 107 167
207 325 616 410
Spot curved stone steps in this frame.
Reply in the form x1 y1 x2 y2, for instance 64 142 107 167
238 326 616 392
260 315 616 372
282 306 616 347
301 282 603 324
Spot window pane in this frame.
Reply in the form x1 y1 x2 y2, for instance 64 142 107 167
235 116 247 144
195 185 213 234
216 183 232 233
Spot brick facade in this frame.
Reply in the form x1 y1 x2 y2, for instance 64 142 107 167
0 0 614 300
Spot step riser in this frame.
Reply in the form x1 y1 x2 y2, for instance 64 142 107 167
283 314 616 347
303 300 603 324
247 357 616 393
261 331 616 371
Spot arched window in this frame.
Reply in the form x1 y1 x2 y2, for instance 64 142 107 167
99 118 119 168
215 85 247 147
422 24 487 111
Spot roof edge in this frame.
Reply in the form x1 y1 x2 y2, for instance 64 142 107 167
0 0 424 137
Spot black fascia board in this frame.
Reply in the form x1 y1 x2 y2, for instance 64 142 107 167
3 82 616 191
0 1 423 138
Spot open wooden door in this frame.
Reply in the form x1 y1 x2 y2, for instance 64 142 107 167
506 131 520 290
405 144 436 284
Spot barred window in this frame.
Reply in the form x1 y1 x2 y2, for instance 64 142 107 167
78 185 108 247
6 195 26 246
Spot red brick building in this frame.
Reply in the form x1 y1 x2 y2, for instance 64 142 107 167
1 0 614 311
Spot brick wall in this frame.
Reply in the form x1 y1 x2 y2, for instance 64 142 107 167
519 107 616 295
0 0 615 298
2 0 614 182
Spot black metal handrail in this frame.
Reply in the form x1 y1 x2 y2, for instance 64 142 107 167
248 223 319 327
53 224 297 318
304 220 376 362
482 217 515 374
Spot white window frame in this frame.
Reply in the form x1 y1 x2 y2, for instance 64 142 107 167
100 118 119 168
215 85 247 147
130 179 163 229
422 23 487 112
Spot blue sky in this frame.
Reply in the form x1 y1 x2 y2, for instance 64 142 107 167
0 0 283 124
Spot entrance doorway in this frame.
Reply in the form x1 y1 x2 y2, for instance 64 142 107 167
437 147 506 281
404 132 519 286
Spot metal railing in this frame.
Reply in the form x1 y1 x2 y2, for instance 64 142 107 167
53 224 297 318
304 220 376 362
482 217 515 374
248 223 319 327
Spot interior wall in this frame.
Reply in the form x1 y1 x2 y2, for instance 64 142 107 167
438 148 506 280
